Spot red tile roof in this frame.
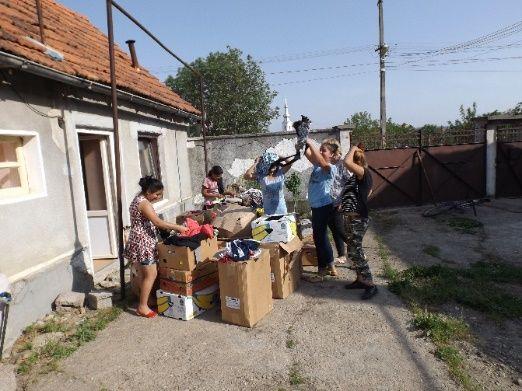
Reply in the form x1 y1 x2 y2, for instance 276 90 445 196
0 0 199 116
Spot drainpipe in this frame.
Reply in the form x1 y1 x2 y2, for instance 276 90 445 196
35 0 46 45
125 40 140 69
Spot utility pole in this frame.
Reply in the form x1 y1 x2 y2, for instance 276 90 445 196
377 0 387 147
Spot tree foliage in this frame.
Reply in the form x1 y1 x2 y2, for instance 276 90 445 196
165 47 278 136
447 102 477 130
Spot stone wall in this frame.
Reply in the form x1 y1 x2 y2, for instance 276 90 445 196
187 128 351 203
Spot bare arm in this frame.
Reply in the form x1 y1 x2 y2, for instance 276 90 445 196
139 200 188 233
343 146 364 179
243 158 259 180
304 139 331 171
201 186 222 199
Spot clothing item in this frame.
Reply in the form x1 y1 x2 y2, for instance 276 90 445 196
140 258 158 266
344 216 372 282
240 188 263 208
124 195 158 264
203 176 220 205
178 218 214 239
256 150 280 178
294 116 310 153
163 232 208 249
259 168 287 215
341 168 373 218
331 161 352 207
311 203 335 269
215 239 262 262
308 164 337 208
329 208 347 257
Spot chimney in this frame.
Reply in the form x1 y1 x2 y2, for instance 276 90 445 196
35 0 46 44
126 40 140 70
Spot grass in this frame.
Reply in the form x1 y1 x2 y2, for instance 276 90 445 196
447 217 483 234
286 339 296 349
386 262 522 320
423 245 441 258
15 307 123 377
289 362 305 386
412 310 470 345
375 238 519 390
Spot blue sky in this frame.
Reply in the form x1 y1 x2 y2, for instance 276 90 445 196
60 0 522 131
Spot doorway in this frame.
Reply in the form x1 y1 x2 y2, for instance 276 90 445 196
78 134 117 260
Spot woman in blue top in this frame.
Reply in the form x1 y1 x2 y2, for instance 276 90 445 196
244 151 295 215
303 138 340 279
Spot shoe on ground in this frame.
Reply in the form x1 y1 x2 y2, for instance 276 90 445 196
318 268 328 277
334 256 346 264
361 285 378 300
327 265 338 276
345 280 368 290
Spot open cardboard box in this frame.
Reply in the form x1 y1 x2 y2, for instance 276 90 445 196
157 237 218 271
218 249 273 327
261 236 303 299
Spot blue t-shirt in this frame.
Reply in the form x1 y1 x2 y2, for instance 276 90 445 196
259 169 287 215
308 164 337 208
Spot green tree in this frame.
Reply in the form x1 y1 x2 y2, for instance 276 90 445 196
165 47 278 136
284 172 302 212
447 102 477 130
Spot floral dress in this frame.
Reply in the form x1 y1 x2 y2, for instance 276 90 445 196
124 195 158 265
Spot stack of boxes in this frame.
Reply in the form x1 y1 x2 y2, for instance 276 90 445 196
156 237 220 320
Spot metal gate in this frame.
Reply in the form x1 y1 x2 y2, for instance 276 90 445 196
496 127 522 197
361 129 486 208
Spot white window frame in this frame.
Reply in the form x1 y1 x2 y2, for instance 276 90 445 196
0 130 47 205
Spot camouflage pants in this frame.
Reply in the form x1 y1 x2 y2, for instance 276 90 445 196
344 216 372 282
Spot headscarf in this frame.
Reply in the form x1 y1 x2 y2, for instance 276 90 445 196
255 150 279 178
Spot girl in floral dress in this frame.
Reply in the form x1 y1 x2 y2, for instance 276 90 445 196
124 176 188 318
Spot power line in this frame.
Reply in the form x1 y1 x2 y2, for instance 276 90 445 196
267 61 378 75
270 70 373 86
258 45 375 64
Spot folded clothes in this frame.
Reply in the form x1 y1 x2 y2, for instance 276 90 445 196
214 239 262 262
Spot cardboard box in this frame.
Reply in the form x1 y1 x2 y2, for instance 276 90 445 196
159 272 219 296
156 284 219 320
158 260 217 283
300 245 318 266
218 249 273 327
157 237 218 271
251 214 297 243
261 236 303 299
213 204 257 239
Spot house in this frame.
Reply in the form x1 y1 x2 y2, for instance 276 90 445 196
0 0 199 351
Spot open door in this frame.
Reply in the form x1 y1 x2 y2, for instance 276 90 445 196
78 134 117 259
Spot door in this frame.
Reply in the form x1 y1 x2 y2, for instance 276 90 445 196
78 135 117 258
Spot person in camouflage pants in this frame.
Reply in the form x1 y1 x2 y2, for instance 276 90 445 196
344 216 372 282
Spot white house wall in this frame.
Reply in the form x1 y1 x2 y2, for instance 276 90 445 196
0 74 194 353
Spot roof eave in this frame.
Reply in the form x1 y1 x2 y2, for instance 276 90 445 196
0 51 200 121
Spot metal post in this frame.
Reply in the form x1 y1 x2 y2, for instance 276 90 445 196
106 0 126 300
377 0 387 148
35 0 46 45
110 0 209 172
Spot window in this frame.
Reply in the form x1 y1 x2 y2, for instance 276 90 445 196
0 131 46 204
0 136 29 196
138 135 161 179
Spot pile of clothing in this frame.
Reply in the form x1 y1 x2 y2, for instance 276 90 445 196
239 188 263 208
214 239 262 263
162 218 215 250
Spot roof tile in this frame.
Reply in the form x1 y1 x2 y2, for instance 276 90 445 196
0 0 198 115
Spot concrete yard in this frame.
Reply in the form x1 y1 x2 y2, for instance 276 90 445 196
13 199 522 390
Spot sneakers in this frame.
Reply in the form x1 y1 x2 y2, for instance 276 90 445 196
334 256 346 264
361 285 378 300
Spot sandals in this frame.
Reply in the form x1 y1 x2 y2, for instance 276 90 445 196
136 309 157 318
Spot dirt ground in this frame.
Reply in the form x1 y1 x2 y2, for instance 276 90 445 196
6 198 522 390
